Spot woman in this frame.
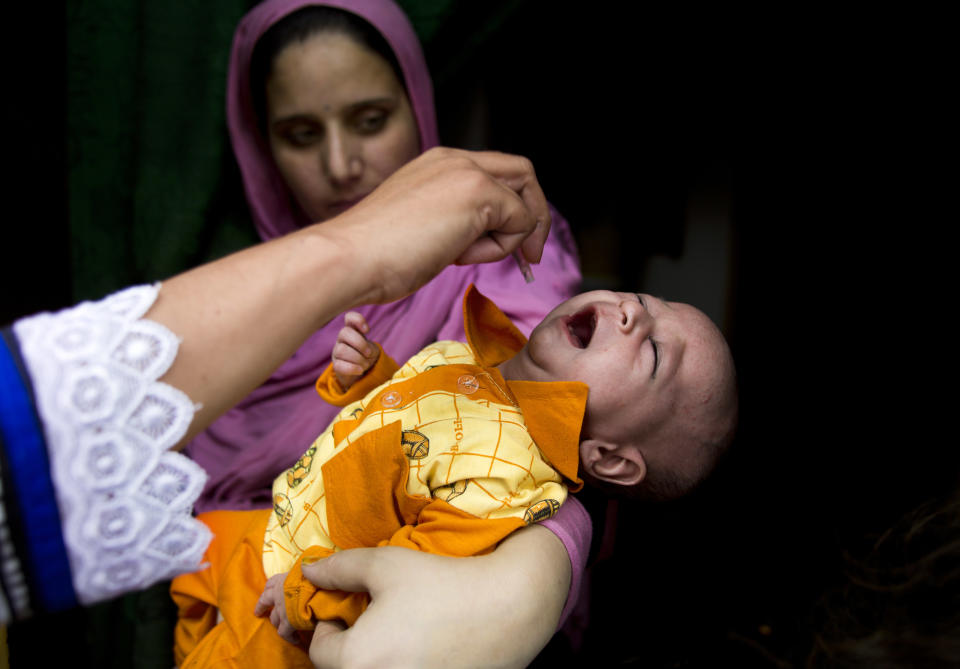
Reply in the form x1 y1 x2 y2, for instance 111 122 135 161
186 0 582 514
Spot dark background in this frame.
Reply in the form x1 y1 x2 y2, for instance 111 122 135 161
3 2 948 667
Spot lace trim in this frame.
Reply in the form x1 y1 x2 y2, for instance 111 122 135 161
13 284 211 604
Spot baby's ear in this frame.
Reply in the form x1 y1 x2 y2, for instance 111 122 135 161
580 439 646 487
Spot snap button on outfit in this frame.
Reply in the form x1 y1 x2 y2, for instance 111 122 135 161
457 375 479 394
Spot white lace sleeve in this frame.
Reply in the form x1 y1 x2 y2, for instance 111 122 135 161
12 284 211 605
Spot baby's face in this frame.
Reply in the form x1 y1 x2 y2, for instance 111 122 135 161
500 290 735 461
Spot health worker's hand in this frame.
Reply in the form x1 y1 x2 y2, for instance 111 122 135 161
319 147 552 306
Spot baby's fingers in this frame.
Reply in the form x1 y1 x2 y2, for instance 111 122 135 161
332 342 374 370
335 326 375 360
332 358 367 380
271 609 300 645
342 311 370 335
253 596 270 618
254 573 286 617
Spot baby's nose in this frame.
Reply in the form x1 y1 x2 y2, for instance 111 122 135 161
621 298 652 333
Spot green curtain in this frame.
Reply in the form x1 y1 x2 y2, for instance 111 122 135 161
67 0 260 302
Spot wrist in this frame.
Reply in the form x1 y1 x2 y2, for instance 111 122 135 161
308 214 392 308
292 224 374 324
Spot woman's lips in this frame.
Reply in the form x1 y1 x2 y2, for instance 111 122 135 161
564 308 596 348
327 195 367 216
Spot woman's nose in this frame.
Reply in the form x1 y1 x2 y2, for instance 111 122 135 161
323 130 362 185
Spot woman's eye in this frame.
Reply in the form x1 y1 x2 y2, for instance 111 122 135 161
282 125 321 147
353 110 388 134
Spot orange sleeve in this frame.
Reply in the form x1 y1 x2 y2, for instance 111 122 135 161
284 546 370 629
380 498 527 557
283 501 526 630
315 343 399 406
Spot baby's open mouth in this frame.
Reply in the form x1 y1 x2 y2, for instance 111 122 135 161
566 309 596 348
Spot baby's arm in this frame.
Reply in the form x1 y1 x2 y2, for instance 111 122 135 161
332 312 380 391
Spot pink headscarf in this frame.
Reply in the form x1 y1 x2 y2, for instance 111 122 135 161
188 0 582 512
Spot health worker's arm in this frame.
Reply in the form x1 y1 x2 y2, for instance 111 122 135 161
0 148 550 622
151 148 551 446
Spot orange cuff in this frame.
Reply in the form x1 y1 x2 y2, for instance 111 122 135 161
284 546 370 629
316 344 399 406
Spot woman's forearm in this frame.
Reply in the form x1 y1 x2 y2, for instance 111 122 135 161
471 525 572 663
303 524 571 669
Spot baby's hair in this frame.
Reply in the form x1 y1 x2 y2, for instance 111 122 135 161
640 427 735 502
250 5 405 133
632 366 739 503
640 464 695 502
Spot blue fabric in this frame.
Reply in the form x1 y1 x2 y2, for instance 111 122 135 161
0 333 78 613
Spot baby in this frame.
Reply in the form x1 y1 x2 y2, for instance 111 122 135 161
172 285 737 667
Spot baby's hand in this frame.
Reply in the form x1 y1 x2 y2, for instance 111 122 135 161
254 572 300 645
332 311 379 390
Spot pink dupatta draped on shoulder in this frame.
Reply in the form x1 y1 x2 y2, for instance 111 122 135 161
187 0 582 512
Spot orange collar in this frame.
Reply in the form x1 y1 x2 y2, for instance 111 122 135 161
462 285 587 490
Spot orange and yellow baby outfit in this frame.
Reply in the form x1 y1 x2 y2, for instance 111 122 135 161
172 286 588 667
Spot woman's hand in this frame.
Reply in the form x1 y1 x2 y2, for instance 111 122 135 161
302 525 571 669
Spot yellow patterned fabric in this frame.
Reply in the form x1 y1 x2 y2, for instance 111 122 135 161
262 286 588 577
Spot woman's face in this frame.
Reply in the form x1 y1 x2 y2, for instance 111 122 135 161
265 32 420 222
